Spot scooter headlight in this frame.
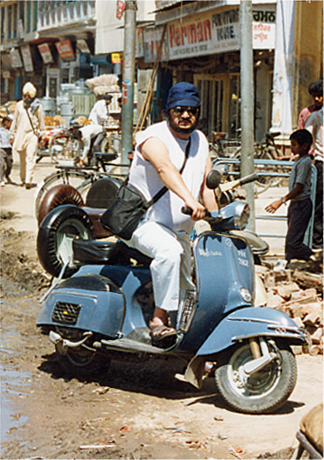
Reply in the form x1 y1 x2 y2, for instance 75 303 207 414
234 203 250 230
240 287 252 303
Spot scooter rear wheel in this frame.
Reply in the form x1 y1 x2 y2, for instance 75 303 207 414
215 340 297 414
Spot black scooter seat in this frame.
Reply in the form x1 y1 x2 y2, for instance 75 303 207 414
73 239 152 266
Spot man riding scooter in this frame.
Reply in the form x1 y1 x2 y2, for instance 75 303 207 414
123 82 218 345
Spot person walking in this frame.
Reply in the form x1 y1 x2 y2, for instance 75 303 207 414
10 82 45 189
305 106 323 250
0 116 13 186
265 129 315 264
122 82 217 345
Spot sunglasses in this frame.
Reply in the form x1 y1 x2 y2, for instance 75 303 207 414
172 106 199 117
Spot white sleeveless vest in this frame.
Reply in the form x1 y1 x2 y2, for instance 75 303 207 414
129 121 209 233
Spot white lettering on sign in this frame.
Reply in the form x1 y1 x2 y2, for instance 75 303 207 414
238 258 249 267
198 248 222 257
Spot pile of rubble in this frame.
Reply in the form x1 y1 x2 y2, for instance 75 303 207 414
257 260 323 356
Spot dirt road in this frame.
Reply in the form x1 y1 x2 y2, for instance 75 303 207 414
1 161 323 459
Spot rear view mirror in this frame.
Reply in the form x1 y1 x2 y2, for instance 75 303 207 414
206 169 222 189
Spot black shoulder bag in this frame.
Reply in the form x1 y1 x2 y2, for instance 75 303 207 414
100 138 191 240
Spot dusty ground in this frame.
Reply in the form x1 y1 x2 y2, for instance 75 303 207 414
0 162 323 460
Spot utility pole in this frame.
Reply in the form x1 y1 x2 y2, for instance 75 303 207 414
121 0 137 164
240 0 255 231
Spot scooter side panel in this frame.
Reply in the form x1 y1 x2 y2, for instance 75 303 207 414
196 306 308 355
36 274 125 338
179 233 254 352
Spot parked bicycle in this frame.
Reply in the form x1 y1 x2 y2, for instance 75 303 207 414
210 131 284 194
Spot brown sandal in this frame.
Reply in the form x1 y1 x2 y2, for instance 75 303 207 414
150 325 177 342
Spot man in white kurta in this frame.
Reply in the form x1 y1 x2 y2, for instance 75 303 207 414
10 82 45 188
88 94 113 126
125 82 217 344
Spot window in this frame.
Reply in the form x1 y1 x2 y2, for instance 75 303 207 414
33 1 37 31
26 1 31 33
1 7 5 43
13 3 17 38
8 5 12 39
194 75 227 139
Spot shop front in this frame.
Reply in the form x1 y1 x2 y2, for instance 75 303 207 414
144 2 277 142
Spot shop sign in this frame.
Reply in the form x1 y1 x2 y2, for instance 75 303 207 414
21 45 34 72
143 26 169 63
77 39 91 54
116 0 125 20
10 48 23 68
166 6 276 60
1 54 13 70
55 40 75 61
38 43 54 64
112 53 122 64
252 7 276 49
137 27 144 58
168 9 240 60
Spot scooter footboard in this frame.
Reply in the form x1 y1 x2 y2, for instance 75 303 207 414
196 307 308 356
36 274 125 338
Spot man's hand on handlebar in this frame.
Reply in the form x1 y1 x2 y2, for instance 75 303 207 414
183 199 206 221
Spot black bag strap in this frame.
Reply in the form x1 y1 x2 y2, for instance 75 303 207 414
25 105 36 135
146 136 191 207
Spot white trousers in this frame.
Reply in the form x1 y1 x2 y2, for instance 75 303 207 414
126 221 195 312
15 132 38 184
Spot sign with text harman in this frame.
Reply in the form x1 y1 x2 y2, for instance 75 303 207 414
55 40 75 61
166 6 276 60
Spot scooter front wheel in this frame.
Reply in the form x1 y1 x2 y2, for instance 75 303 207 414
215 340 297 414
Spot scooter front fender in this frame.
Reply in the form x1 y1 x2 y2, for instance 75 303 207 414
196 306 308 356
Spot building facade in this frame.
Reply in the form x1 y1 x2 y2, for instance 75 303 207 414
1 0 322 142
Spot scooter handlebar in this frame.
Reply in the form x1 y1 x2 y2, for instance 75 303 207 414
181 206 211 217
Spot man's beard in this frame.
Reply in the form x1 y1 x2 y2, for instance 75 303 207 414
167 113 199 134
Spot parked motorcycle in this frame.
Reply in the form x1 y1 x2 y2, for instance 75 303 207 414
36 123 84 164
36 170 308 414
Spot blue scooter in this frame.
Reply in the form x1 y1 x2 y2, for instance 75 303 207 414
36 170 308 414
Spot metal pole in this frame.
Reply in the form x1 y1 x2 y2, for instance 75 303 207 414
121 0 137 164
240 0 255 231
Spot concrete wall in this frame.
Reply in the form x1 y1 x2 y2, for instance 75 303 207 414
294 0 323 125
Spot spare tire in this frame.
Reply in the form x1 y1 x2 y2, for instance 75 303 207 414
37 205 95 278
38 184 84 226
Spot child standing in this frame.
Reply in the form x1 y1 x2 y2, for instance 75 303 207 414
265 129 315 263
0 116 13 186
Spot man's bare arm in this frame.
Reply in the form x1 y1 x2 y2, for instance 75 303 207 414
141 137 205 220
201 156 218 211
